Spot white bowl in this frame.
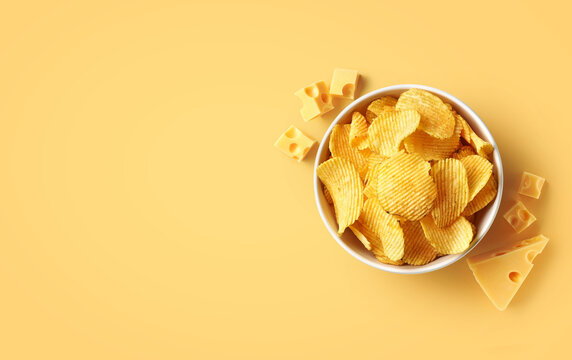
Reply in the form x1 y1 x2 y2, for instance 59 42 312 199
314 84 503 274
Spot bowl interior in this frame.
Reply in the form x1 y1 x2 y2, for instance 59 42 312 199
314 84 503 274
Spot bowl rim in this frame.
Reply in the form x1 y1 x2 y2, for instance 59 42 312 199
313 84 504 274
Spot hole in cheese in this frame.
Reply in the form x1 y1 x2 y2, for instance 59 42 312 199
518 209 530 221
342 83 354 97
495 251 507 256
508 215 519 227
288 143 298 153
320 93 329 104
305 86 319 98
508 271 522 283
527 251 538 263
284 127 297 139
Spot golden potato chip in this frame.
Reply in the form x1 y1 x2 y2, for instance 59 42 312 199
463 174 498 216
359 199 404 261
377 151 437 221
363 164 381 200
317 158 363 234
323 185 333 205
431 158 469 227
456 114 493 156
403 115 462 160
365 96 398 122
351 220 404 265
330 124 368 178
396 88 455 139
460 155 493 201
349 223 372 250
402 221 438 265
368 110 420 156
452 145 476 160
420 215 473 254
458 114 472 143
349 112 369 150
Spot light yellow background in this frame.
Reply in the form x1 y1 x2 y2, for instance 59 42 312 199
1 1 571 359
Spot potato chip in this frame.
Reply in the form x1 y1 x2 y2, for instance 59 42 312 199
365 96 398 122
330 124 369 178
452 145 476 160
460 155 493 201
457 114 472 143
351 220 404 265
463 174 498 216
420 215 473 254
349 223 372 250
403 115 462 160
456 114 493 156
317 158 363 234
396 88 455 139
377 151 437 221
431 158 470 227
349 112 369 150
402 221 438 265
368 110 420 156
323 184 333 205
359 199 404 261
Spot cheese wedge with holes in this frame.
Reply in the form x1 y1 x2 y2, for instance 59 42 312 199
467 235 549 310
518 171 545 199
294 81 334 121
274 126 316 161
330 69 359 99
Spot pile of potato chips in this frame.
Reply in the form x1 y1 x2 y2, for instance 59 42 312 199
317 88 497 266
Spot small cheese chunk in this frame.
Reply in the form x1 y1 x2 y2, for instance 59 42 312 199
467 235 549 310
503 201 536 233
518 171 545 199
294 81 334 121
329 69 359 99
274 126 315 162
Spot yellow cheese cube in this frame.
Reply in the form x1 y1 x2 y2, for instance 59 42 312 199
467 235 549 310
294 81 334 121
518 171 545 199
274 126 316 162
503 201 536 233
329 68 359 99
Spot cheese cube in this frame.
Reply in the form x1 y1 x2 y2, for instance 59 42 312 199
329 68 359 99
503 201 536 233
518 171 545 199
274 126 316 162
294 81 334 121
467 235 549 310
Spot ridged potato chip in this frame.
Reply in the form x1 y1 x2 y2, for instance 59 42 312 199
420 215 473 254
452 145 477 160
368 110 420 156
377 151 437 221
330 124 369 178
402 221 438 265
463 174 498 216
349 223 372 250
403 115 462 160
460 155 493 201
349 112 369 150
396 88 456 139
323 184 333 205
359 199 404 261
456 114 493 156
351 220 404 265
363 164 381 200
365 96 398 122
431 158 470 227
317 158 363 234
